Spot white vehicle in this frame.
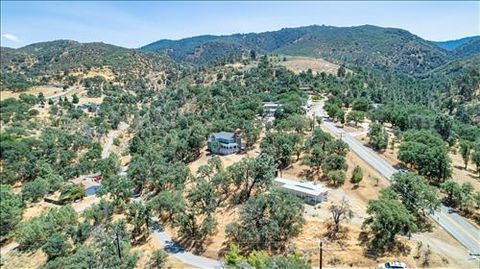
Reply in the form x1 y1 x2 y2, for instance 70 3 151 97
378 261 408 269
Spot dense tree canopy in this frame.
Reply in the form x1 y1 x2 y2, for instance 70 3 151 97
398 130 452 183
364 190 418 250
226 191 305 252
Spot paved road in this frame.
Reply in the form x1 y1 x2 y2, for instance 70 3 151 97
101 122 129 159
101 132 115 159
310 99 480 257
151 222 222 269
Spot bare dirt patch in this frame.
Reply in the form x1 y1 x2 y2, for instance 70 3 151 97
278 56 341 75
22 201 59 221
70 67 115 81
450 150 479 191
1 248 47 269
1 86 62 100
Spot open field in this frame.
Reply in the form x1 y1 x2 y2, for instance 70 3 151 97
278 56 342 75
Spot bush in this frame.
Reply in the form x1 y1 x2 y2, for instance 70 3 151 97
351 165 363 186
22 178 50 202
0 185 24 240
59 184 86 202
327 170 346 186
43 233 71 260
352 98 371 112
148 249 169 269
16 218 48 250
17 206 77 250
28 109 40 117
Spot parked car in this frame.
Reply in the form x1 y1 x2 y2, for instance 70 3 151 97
93 175 102 182
378 261 408 269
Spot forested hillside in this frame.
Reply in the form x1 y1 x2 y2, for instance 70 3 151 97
1 40 182 91
450 36 480 58
433 36 479 51
142 25 461 74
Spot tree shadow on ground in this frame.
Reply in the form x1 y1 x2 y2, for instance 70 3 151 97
176 235 207 255
358 230 412 259
131 232 149 246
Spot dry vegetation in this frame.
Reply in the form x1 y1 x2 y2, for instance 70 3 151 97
277 56 342 75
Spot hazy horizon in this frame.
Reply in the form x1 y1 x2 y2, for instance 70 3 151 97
1 1 479 48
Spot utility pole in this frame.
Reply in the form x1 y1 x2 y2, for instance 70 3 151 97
319 241 323 269
145 208 150 230
115 231 122 260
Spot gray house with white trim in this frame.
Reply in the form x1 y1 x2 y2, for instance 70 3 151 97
207 132 242 155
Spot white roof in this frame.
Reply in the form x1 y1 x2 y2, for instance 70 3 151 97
263 102 281 107
274 177 328 196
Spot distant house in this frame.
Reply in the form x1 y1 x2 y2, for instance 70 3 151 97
48 83 65 89
274 177 328 204
207 131 242 155
263 102 281 118
299 85 313 93
77 103 99 112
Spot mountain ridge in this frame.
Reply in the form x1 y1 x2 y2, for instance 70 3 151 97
141 24 459 74
433 36 480 51
2 24 479 91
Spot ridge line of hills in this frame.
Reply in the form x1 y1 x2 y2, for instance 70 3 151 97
1 24 479 91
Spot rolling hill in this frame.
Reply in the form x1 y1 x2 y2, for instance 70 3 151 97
433 36 479 51
2 25 478 91
1 40 181 91
142 25 455 74
450 37 480 58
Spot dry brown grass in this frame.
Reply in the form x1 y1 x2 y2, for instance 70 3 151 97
1 249 48 269
278 56 342 75
70 67 115 81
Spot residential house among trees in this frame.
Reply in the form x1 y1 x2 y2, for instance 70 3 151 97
77 103 99 112
207 131 243 155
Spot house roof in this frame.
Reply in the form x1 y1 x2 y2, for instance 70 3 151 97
211 131 235 140
263 102 281 108
274 177 328 196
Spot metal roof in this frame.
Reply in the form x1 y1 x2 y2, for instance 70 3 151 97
263 102 281 108
274 177 328 197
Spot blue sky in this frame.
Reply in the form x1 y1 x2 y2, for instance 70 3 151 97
1 1 479 48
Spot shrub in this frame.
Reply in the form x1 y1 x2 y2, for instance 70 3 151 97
327 170 346 186
351 165 363 186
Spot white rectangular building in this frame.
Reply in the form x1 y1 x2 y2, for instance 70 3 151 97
263 102 281 117
274 177 328 204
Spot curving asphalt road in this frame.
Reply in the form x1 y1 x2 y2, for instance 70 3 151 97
150 222 222 269
310 99 480 257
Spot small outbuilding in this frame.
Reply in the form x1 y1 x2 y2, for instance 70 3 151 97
77 103 100 112
274 177 328 204
263 102 281 118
